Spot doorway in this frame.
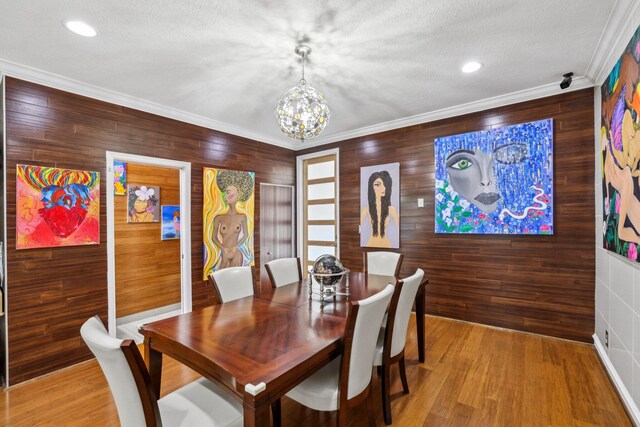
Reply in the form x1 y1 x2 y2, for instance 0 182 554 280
106 152 192 338
259 183 295 286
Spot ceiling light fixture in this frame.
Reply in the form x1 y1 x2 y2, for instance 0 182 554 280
274 45 331 142
63 20 97 37
462 61 483 73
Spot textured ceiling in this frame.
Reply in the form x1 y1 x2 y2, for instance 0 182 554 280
0 1 615 147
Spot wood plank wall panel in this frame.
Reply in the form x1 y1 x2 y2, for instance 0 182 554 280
299 89 595 342
114 163 180 318
4 77 296 384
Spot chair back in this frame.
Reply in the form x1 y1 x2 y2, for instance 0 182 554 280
389 269 425 357
366 252 403 277
341 284 394 401
208 266 255 303
80 316 159 427
265 257 302 287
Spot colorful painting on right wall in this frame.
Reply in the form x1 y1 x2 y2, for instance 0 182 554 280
601 25 640 262
435 119 554 234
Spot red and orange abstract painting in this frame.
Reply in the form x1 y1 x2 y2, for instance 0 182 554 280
16 165 100 249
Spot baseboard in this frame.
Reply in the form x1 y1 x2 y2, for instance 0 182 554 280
593 334 640 426
116 303 181 326
426 314 592 346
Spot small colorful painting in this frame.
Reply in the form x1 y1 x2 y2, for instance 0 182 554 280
16 164 100 249
113 161 126 195
127 185 160 223
360 162 400 248
161 205 180 240
434 119 554 234
601 24 640 262
203 167 255 279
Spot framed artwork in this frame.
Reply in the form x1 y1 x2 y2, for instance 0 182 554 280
16 164 100 249
203 168 255 278
113 161 126 195
360 162 400 248
127 185 160 223
601 24 640 261
161 205 180 240
434 119 554 234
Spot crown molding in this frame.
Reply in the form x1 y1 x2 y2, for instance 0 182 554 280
300 76 594 150
0 58 298 151
0 58 596 153
585 0 640 85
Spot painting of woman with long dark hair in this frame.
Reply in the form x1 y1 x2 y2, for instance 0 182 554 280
360 163 400 248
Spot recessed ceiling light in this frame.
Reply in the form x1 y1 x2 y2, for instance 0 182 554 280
63 20 97 37
462 61 483 73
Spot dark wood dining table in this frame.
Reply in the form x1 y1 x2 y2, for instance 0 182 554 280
140 271 428 427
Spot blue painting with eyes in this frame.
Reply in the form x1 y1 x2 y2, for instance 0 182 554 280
434 119 553 234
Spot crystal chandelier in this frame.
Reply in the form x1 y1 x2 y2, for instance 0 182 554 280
274 45 331 141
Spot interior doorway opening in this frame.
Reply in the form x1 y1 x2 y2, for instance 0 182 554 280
106 152 192 340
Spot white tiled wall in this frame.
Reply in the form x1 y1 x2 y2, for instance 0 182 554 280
594 87 640 416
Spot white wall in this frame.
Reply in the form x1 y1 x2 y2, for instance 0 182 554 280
594 75 640 424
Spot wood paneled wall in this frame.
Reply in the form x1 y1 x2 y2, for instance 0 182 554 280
4 77 296 384
114 163 180 318
299 89 595 342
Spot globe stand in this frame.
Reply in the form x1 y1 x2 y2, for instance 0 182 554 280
308 269 350 303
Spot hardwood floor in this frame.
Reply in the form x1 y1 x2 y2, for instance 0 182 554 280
0 315 630 426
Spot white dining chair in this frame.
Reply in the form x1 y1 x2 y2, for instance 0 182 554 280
208 266 256 303
264 257 302 288
365 251 404 277
280 284 395 427
80 316 243 427
374 268 425 425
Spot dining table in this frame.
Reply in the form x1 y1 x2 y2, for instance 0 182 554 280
140 271 428 427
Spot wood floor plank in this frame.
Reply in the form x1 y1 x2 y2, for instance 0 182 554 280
0 315 631 426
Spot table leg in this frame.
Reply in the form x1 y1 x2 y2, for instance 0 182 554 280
415 284 425 363
243 398 271 427
144 337 163 398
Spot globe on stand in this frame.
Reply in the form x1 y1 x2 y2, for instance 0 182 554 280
312 255 345 287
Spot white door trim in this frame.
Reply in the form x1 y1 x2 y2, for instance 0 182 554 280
1 74 9 385
106 151 192 337
296 148 340 262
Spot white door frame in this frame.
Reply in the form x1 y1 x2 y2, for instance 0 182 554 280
106 151 192 336
296 148 340 262
1 74 9 385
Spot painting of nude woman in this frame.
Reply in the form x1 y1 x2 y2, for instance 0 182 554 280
601 24 640 262
203 168 255 279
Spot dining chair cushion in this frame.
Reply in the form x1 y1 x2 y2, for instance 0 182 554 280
286 284 394 410
81 316 243 427
265 258 301 287
211 266 254 303
367 252 402 277
286 357 341 411
159 378 243 427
